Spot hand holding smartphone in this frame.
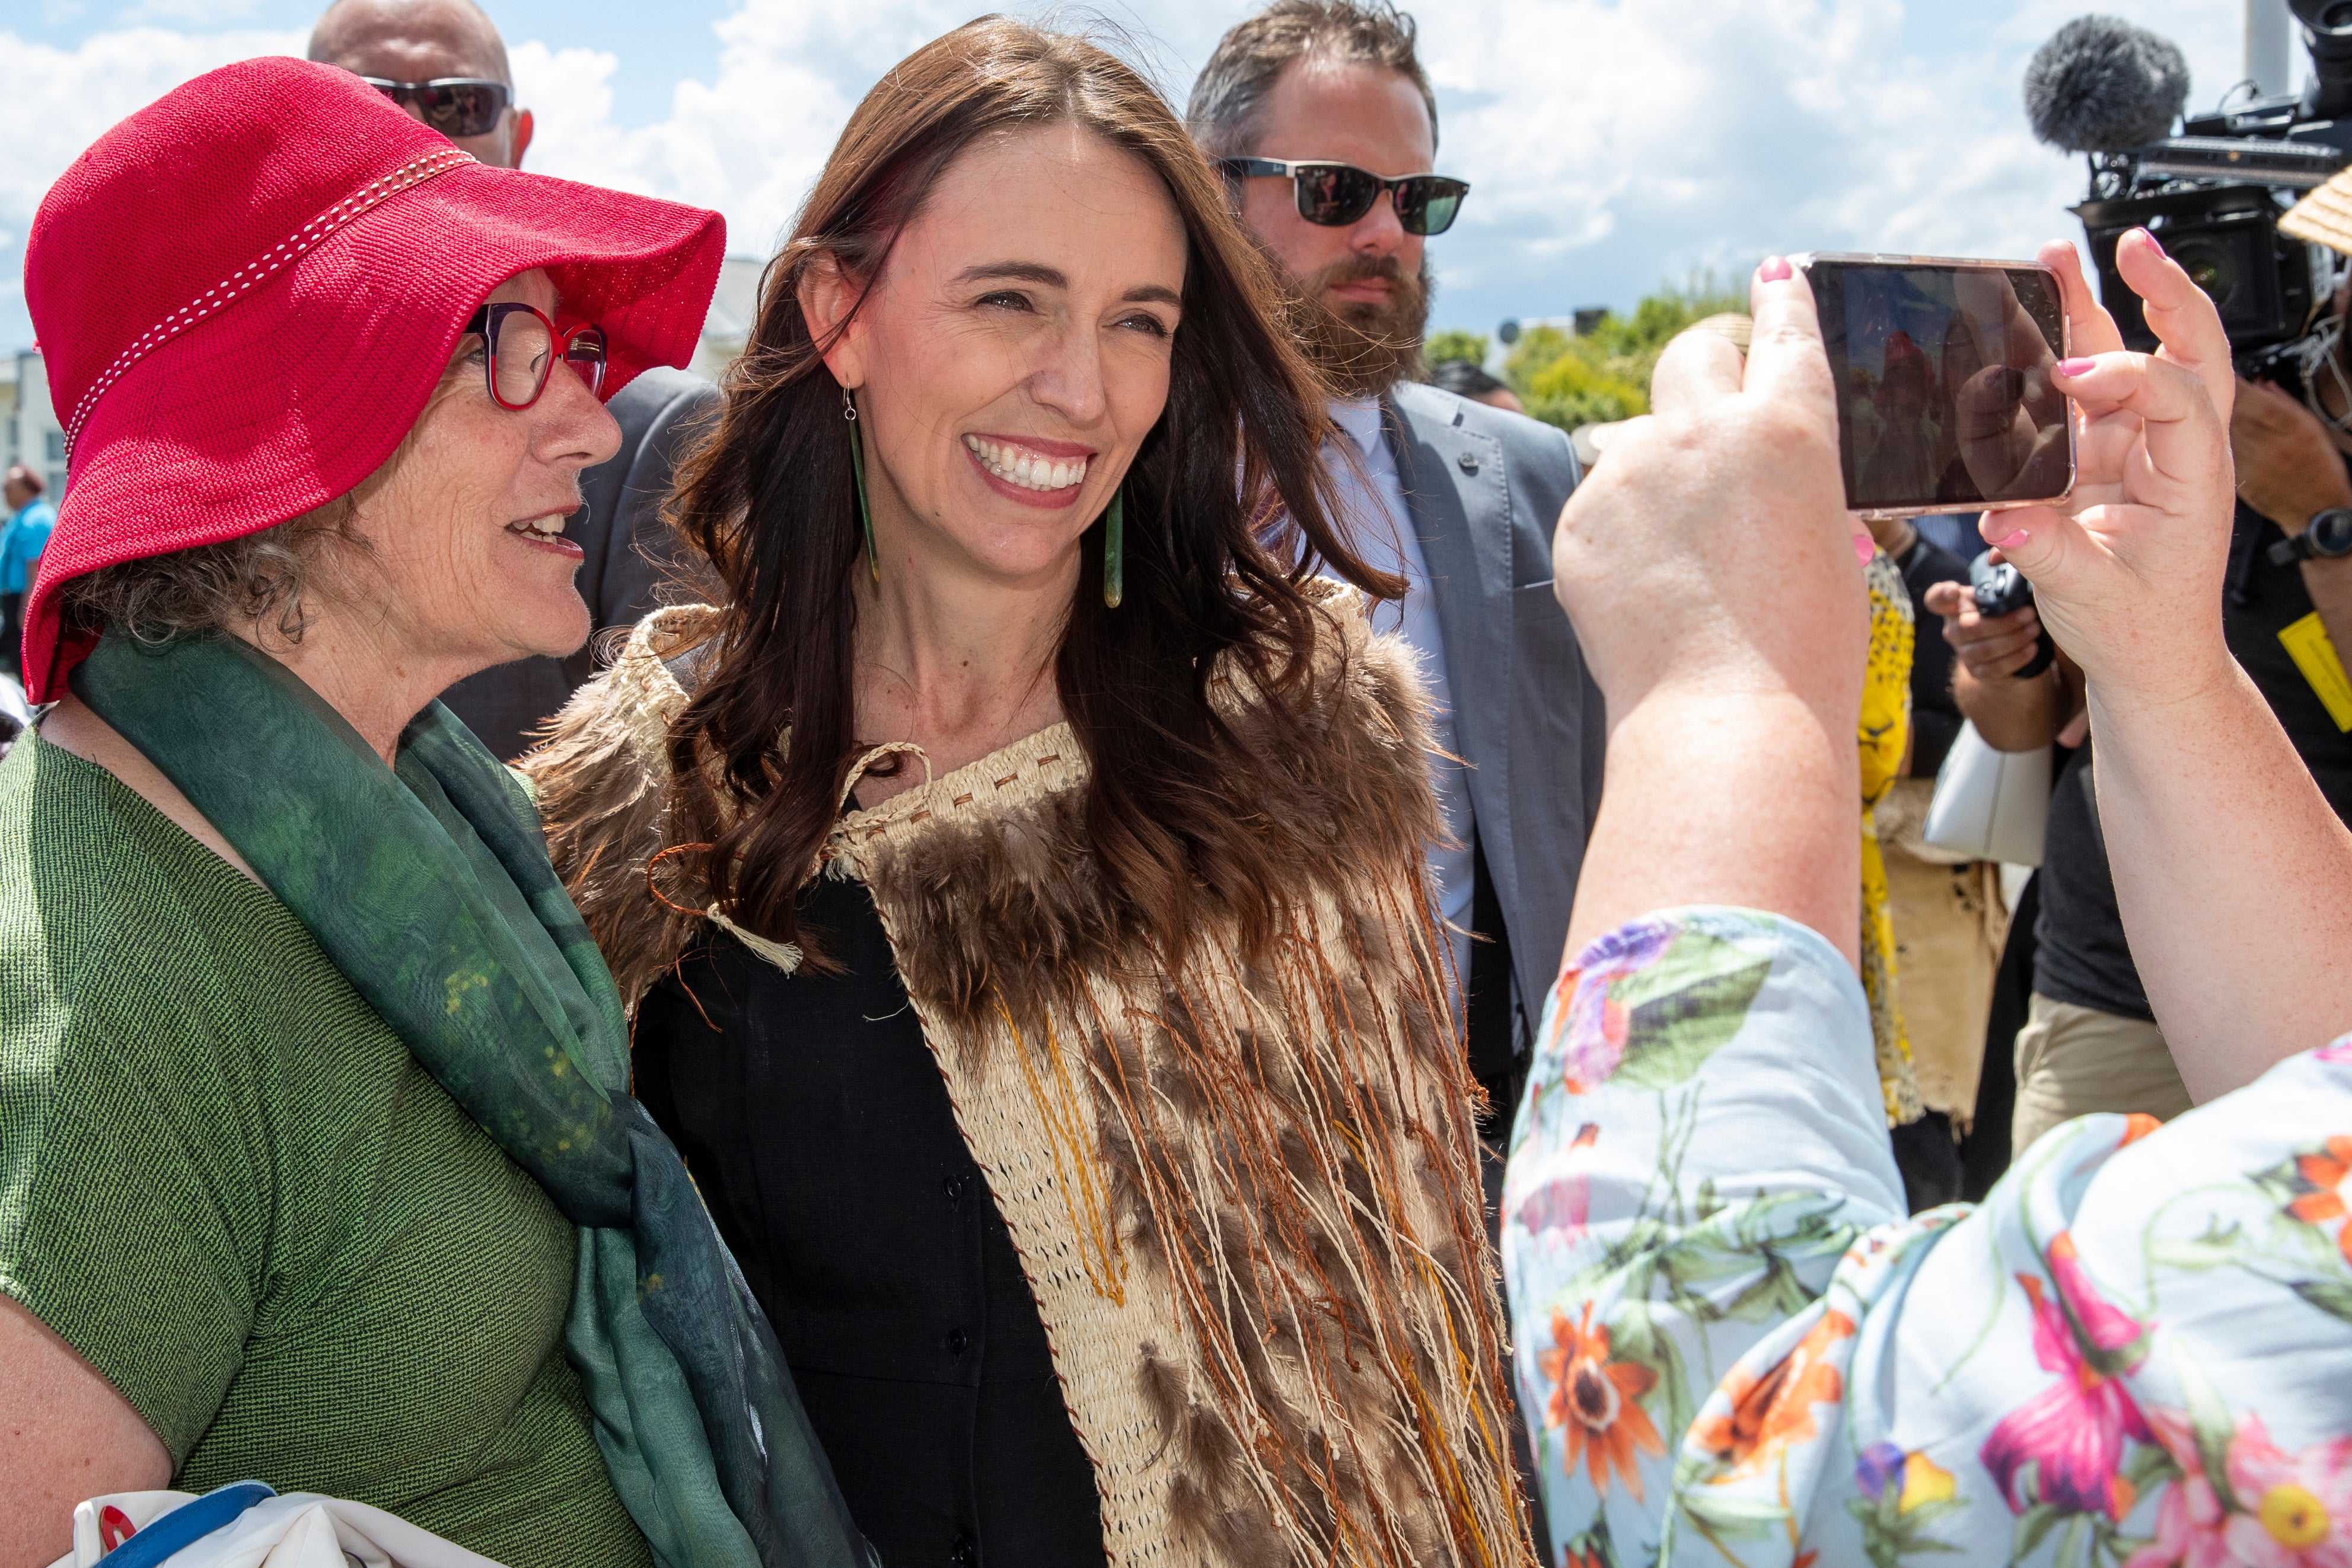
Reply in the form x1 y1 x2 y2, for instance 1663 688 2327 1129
1795 254 2076 518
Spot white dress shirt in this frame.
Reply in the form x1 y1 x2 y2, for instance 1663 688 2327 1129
1322 395 1477 1007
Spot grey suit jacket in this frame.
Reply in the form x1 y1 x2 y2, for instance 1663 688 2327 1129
1384 380 1606 1049
442 365 721 761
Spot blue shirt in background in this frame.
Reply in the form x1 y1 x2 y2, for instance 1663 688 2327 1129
1 498 55 595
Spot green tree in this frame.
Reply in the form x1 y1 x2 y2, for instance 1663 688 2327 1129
1504 272 1751 434
1516 327 1647 429
1502 323 1573 387
1424 329 1489 367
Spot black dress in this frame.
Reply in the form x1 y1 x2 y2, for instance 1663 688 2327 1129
633 871 1105 1568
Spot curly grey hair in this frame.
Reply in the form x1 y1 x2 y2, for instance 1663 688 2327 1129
55 364 451 649
56 498 364 649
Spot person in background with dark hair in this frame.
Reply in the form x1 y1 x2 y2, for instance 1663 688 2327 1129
308 0 717 760
0 466 55 683
1190 0 1599 1192
527 19 1536 1567
1429 356 1525 414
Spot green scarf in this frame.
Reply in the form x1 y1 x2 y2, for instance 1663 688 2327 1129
74 630 875 1568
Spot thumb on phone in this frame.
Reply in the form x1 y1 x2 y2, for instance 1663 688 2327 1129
1977 508 2074 595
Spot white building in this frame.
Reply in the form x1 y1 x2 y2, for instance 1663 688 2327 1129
692 254 766 383
1 353 66 501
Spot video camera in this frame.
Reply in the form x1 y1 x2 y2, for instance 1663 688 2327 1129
2029 7 2352 382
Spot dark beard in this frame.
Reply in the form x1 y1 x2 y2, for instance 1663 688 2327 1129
1271 249 1435 399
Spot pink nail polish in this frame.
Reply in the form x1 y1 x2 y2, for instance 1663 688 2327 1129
1853 534 1876 563
2055 357 2095 377
1759 256 1792 283
2136 227 2166 259
1990 528 2030 550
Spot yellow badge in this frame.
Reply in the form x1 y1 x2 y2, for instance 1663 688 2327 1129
2279 611 2352 732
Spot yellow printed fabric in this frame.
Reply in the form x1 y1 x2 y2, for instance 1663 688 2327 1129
2278 610 2352 731
1861 550 1924 1127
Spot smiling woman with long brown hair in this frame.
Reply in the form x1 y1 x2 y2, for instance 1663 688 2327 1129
527 18 1534 1567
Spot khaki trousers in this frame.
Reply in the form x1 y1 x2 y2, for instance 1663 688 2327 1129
2011 992 2195 1157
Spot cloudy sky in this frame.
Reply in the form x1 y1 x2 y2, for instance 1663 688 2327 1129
2 0 2248 358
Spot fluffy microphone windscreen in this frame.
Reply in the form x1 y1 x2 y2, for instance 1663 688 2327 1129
2024 14 2191 153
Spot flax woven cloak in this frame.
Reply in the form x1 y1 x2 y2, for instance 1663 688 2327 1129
525 579 1537 1568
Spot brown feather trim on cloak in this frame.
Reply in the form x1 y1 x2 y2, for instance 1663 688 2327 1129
527 604 709 1005
524 581 1536 1568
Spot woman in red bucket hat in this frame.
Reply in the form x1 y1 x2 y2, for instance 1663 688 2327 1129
0 56 874 1568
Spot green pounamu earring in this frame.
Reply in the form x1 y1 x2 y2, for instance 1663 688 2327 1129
844 384 878 582
1102 487 1124 608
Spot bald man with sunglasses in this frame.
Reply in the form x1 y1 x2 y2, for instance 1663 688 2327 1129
308 0 720 761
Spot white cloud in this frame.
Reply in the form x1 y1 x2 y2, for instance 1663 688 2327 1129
514 0 1038 258
108 0 272 26
0 0 2268 350
514 0 2251 332
1408 0 2242 321
0 26 302 336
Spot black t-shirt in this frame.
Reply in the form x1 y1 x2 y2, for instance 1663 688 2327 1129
1897 534 1973 779
2037 501 2352 1017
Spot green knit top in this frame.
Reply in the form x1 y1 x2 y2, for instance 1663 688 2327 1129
0 732 653 1568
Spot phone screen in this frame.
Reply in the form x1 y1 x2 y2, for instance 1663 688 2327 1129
1808 260 2071 513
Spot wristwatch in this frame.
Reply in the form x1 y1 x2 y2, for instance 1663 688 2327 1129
2270 506 2352 565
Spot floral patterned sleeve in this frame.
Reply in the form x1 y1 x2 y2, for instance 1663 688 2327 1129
1503 907 2352 1568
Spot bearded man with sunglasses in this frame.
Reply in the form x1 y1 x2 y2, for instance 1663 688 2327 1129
308 0 719 761
1192 0 1602 1169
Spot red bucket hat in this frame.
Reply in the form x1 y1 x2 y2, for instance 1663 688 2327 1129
20 55 726 701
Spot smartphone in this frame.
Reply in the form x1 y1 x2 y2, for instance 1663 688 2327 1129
1794 253 2074 518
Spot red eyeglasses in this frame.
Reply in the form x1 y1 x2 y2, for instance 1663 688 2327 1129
463 302 608 409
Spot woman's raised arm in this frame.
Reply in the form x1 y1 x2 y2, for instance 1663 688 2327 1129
1988 230 2352 1100
1550 258 1866 965
1506 240 2352 1568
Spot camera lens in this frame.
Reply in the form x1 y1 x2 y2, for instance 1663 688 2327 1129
1970 560 2036 619
2170 238 2240 311
2290 0 2352 32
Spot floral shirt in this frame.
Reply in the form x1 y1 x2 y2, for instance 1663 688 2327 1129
1502 907 2352 1568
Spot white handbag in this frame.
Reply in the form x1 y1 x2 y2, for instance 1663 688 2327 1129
51 1486 506 1568
1921 719 2053 867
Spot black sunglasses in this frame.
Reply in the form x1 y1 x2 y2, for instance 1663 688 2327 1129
358 76 511 139
1218 158 1470 235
